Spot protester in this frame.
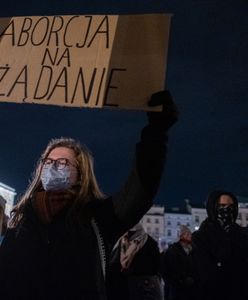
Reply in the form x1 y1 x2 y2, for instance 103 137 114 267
107 223 163 300
0 90 178 300
161 225 196 300
192 190 248 300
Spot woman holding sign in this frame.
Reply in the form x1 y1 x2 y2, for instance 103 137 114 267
0 91 178 300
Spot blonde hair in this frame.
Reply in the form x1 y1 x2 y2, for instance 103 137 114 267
10 137 105 227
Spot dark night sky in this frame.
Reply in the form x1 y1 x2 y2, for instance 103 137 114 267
0 0 247 208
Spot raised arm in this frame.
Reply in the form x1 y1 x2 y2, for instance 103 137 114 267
112 90 178 231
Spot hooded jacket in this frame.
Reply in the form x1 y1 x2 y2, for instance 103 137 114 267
205 190 238 223
192 190 248 300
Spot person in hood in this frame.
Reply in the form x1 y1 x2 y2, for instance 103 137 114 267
192 190 248 300
0 90 178 300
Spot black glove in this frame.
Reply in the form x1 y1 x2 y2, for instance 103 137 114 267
147 90 179 130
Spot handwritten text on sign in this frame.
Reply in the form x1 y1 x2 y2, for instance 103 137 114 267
0 15 171 110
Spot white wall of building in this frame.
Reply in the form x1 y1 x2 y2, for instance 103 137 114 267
190 207 207 231
164 211 192 245
0 182 16 217
236 204 248 227
141 205 165 241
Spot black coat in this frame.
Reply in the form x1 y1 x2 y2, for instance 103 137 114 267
161 241 196 300
107 235 163 300
0 121 167 300
192 190 248 300
192 220 248 300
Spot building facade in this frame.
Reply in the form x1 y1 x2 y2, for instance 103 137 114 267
0 182 16 239
236 197 248 227
190 207 207 231
142 196 248 246
164 208 193 245
0 182 16 217
140 205 165 242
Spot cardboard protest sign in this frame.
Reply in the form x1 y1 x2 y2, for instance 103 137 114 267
0 14 171 110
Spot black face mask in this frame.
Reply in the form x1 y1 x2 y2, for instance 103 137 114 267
216 204 235 232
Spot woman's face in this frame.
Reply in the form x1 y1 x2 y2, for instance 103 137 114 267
43 147 79 186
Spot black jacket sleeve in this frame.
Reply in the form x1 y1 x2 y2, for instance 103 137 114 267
98 91 178 240
111 120 168 232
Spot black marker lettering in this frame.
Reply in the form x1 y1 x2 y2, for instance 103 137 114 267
31 17 49 46
64 16 79 47
95 68 106 106
33 66 53 99
76 16 92 48
103 68 126 107
0 64 10 96
56 48 71 67
47 67 68 102
71 67 97 104
7 65 28 98
0 64 10 82
41 48 60 66
87 16 109 48
0 19 15 45
47 16 64 47
17 17 32 46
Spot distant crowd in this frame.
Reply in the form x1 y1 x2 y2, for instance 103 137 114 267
1 189 247 300
107 190 248 300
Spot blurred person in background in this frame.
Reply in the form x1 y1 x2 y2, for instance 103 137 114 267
107 223 163 300
161 225 196 300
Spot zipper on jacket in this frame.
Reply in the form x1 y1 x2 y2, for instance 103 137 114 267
91 218 106 279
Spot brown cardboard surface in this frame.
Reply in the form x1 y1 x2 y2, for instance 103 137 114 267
0 14 171 110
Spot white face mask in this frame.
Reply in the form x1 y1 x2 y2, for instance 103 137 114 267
40 164 72 191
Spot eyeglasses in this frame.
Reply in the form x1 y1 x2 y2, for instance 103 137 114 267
42 157 77 170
